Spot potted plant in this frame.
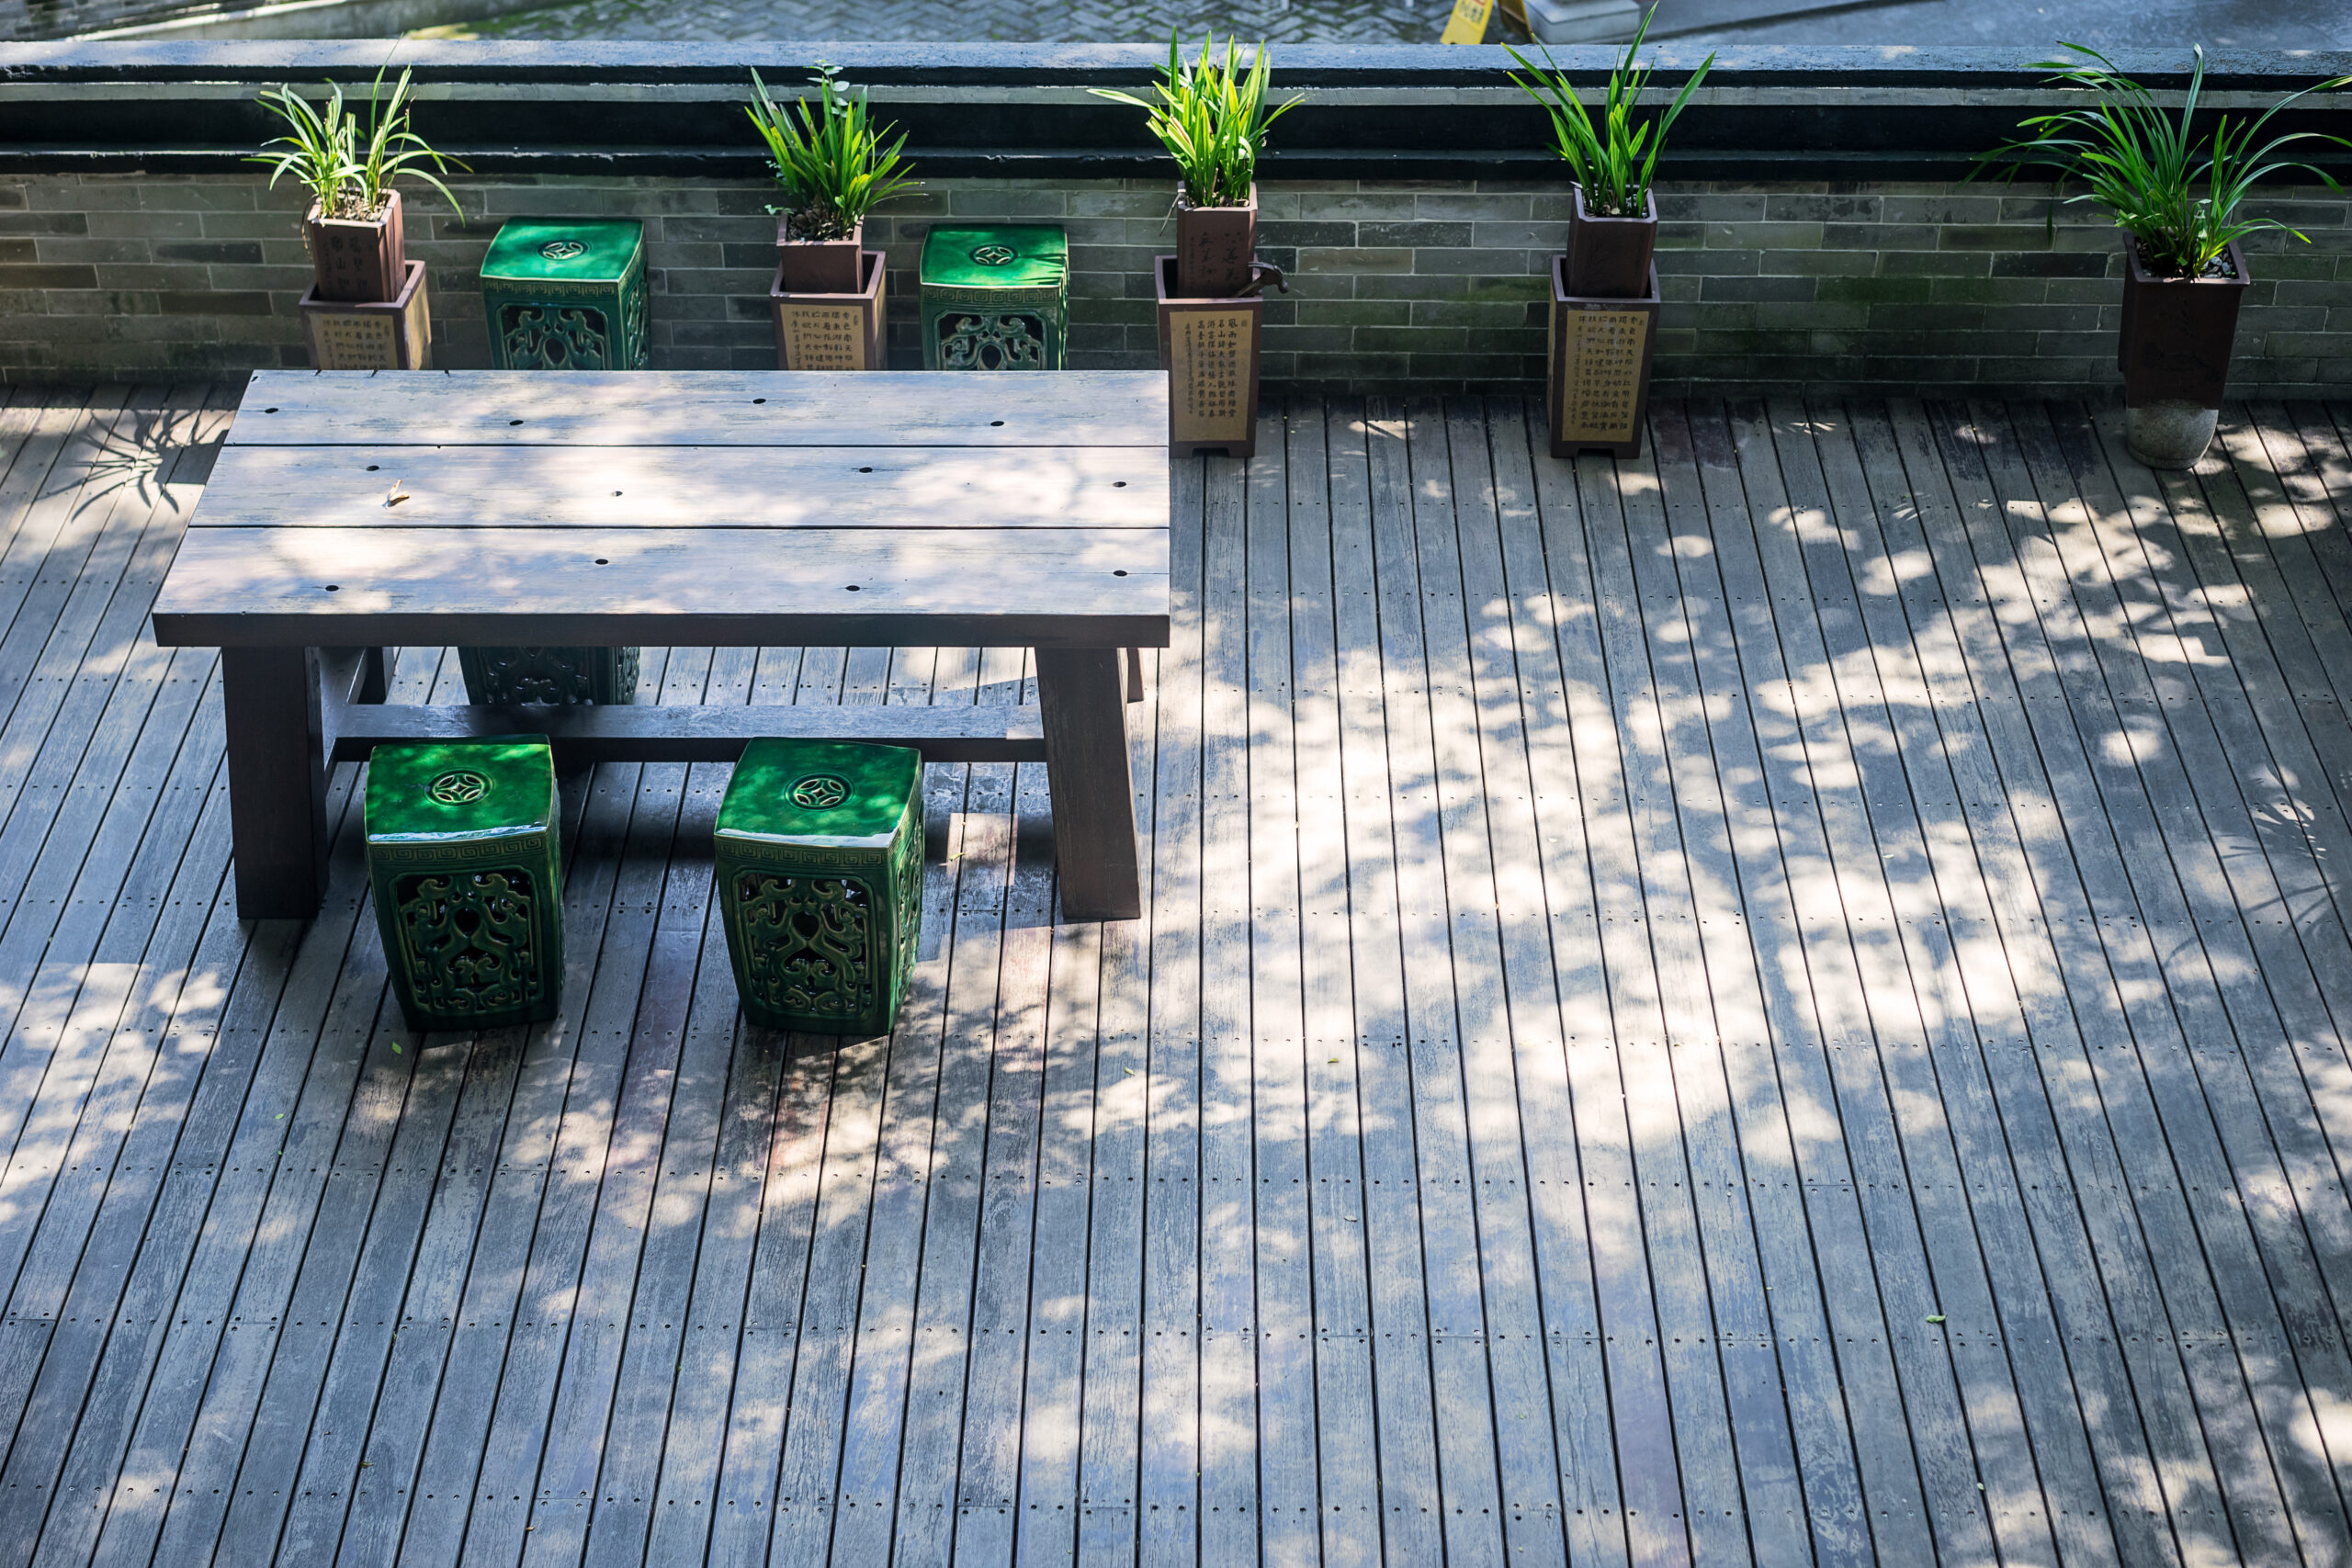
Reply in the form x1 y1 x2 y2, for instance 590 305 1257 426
1977 45 2348 468
1092 31 1301 299
251 67 465 305
1509 6 1712 299
749 63 920 296
1507 9 1712 458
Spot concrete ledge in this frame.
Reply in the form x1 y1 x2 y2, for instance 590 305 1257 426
0 41 2346 184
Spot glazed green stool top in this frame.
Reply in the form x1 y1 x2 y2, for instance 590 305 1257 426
366 736 565 1033
479 218 650 371
716 739 924 1036
918 226 1069 372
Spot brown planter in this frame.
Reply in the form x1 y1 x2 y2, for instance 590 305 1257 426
1155 254 1263 458
300 257 432 369
304 189 405 304
2119 237 2249 409
1565 185 1657 300
1175 187 1259 299
775 214 865 295
1546 254 1660 459
771 250 887 370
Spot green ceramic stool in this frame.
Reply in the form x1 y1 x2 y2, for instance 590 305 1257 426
366 737 565 1033
919 226 1069 371
479 218 650 371
458 645 639 706
716 739 924 1035
469 217 649 699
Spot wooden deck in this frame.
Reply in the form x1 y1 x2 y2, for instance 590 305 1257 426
0 385 2348 1567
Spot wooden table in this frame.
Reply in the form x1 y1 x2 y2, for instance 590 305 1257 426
151 369 1172 923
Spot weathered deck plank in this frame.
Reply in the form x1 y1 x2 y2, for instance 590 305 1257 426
1 388 2348 1568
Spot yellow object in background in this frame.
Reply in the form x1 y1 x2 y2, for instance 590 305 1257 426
1441 0 1495 43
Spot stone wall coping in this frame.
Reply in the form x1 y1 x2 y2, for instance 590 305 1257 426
2 41 2348 182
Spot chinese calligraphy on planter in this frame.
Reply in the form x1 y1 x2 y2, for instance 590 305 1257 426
1556 307 1651 446
778 303 871 370
1169 307 1254 446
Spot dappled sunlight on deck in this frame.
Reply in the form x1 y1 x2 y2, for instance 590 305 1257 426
0 385 2348 1565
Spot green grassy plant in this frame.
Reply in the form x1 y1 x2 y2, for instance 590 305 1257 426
249 68 464 221
748 64 920 239
1974 44 2349 276
1091 32 1302 209
1507 6 1713 218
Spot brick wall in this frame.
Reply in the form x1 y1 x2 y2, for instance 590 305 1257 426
2 169 2346 395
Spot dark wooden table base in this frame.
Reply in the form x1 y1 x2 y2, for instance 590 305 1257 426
221 646 1143 922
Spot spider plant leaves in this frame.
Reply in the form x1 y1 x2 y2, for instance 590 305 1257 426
747 64 921 236
1973 43 2351 277
1506 5 1713 217
1091 31 1303 209
248 67 467 222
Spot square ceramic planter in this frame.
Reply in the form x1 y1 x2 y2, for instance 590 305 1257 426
1545 254 1660 459
1155 254 1262 458
775 214 866 294
771 250 887 370
300 257 432 370
1566 185 1657 299
1175 186 1259 299
305 189 405 304
2119 238 2250 468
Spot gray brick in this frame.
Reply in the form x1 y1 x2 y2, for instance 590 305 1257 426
1709 221 1822 252
1415 193 1530 220
1882 251 1992 276
0 264 96 289
1763 193 1883 222
1296 299 1410 327
1359 221 1472 247
1701 275 1816 303
0 213 89 236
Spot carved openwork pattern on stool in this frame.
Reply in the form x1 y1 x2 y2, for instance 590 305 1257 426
732 872 876 1021
391 866 546 1019
938 312 1047 370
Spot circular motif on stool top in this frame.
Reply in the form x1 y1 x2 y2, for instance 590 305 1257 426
791 774 850 809
970 243 1016 266
539 239 587 261
427 769 490 806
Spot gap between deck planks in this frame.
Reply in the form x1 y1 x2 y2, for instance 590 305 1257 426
0 386 2348 1568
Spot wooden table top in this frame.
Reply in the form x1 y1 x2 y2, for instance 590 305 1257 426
152 369 1173 650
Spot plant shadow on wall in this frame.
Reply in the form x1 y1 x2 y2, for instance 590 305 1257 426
1973 42 2349 469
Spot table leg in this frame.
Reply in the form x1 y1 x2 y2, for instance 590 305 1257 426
338 646 389 704
1035 646 1141 921
222 647 330 919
